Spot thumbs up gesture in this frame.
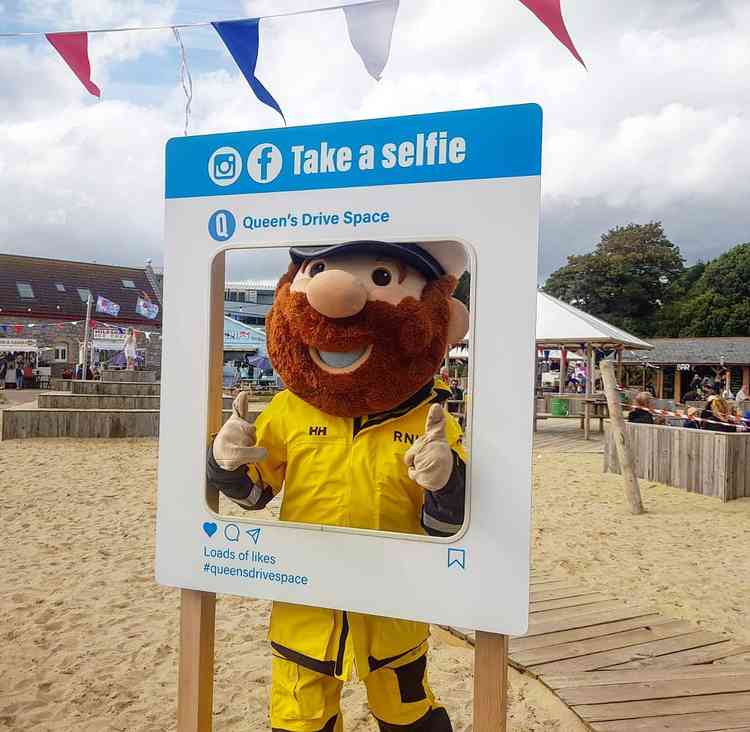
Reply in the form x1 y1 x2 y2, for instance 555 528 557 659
212 392 268 471
404 404 454 491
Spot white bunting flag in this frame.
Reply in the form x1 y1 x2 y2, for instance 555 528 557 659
343 0 399 80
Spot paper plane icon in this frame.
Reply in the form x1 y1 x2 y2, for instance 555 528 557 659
246 527 261 545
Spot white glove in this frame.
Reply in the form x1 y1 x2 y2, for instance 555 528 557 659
404 404 454 491
212 392 267 471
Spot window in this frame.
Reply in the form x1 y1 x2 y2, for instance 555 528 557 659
257 291 274 305
53 343 68 362
228 291 238 302
77 288 92 302
55 283 66 292
237 292 246 303
122 279 136 288
16 282 34 299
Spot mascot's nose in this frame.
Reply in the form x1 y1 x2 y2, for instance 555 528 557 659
306 269 368 319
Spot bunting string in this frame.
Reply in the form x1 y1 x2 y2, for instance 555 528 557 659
172 27 193 136
0 319 160 340
0 0 390 37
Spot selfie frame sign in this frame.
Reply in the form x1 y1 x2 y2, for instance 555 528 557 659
157 105 542 731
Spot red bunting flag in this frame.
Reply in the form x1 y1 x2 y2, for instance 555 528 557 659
46 32 101 97
14 324 23 334
517 0 585 68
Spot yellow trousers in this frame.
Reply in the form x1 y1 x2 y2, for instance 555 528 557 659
269 646 451 731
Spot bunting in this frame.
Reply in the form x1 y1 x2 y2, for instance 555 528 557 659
45 32 101 96
2 1 585 126
0 317 161 340
517 0 585 67
344 0 399 80
212 19 285 123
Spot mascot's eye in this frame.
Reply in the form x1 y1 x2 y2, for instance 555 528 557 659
309 262 326 277
371 268 392 286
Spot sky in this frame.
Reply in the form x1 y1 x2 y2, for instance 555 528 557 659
1 0 749 283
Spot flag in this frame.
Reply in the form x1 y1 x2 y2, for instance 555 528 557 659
212 19 285 123
517 0 585 68
46 32 101 97
343 0 399 80
96 294 120 316
136 297 159 320
14 325 23 334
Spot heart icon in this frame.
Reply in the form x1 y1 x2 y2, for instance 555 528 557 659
203 522 218 538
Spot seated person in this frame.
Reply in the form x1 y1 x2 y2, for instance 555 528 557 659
628 391 655 424
682 406 700 429
700 396 737 433
681 387 702 403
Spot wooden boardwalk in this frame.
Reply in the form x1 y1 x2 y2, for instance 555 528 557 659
450 574 750 730
534 417 605 454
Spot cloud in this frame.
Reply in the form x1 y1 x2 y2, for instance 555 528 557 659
1 0 748 282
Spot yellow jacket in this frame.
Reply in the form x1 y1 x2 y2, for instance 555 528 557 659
208 380 466 678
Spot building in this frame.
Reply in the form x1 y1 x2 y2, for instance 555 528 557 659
0 253 163 379
621 337 750 400
223 279 276 326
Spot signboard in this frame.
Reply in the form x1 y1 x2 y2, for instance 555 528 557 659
223 316 266 353
156 105 542 634
92 328 126 351
0 338 38 353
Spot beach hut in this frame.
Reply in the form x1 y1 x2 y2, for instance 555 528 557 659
535 292 652 435
536 291 652 390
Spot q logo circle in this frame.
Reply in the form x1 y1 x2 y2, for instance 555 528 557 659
208 210 236 242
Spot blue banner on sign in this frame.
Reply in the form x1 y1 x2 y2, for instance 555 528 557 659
165 105 542 199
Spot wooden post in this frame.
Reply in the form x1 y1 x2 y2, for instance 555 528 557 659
617 346 623 385
474 631 508 732
177 253 225 731
600 360 644 515
584 343 593 439
559 348 567 395
674 368 682 403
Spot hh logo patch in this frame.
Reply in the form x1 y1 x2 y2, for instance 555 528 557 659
393 430 417 444
309 426 327 436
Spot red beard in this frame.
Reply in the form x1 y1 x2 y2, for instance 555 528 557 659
266 269 456 417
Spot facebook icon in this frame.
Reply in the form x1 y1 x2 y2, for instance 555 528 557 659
247 142 283 184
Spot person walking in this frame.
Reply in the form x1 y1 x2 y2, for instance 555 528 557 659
15 361 24 390
0 358 6 390
123 328 137 371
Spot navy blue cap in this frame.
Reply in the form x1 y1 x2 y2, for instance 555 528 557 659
289 240 445 280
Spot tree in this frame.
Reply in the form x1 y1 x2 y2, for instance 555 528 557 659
657 243 750 336
544 222 684 337
453 270 470 310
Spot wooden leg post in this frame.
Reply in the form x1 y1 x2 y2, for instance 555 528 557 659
178 590 217 731
177 253 225 731
474 631 508 732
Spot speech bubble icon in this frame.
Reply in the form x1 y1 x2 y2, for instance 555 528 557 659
224 523 240 542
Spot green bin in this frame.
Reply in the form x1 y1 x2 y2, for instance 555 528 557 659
550 398 569 416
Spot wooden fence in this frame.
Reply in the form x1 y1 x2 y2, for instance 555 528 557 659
604 423 750 501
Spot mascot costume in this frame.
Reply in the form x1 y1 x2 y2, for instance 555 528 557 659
207 240 469 731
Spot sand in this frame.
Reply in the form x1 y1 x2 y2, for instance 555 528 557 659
532 451 750 645
1 437 747 730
